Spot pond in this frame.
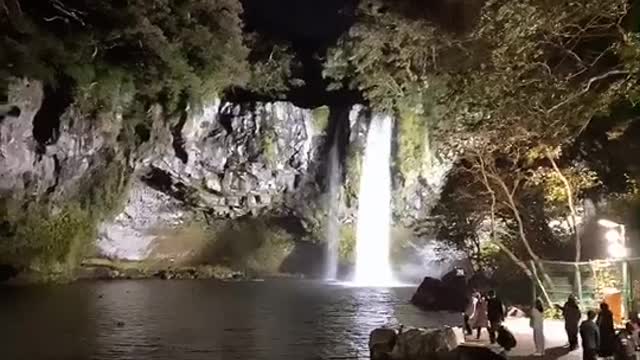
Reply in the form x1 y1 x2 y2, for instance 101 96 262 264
0 279 459 360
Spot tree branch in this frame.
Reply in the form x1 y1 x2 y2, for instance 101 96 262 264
547 70 629 113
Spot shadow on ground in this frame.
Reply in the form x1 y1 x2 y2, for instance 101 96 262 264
509 346 571 360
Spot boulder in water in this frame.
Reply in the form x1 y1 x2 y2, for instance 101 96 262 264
410 275 468 312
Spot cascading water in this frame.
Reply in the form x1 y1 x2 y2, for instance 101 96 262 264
353 113 394 286
324 139 341 280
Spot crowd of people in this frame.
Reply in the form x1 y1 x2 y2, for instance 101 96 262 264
463 291 640 359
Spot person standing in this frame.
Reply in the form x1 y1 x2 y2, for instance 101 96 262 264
464 292 479 336
615 322 639 360
581 310 600 360
473 295 489 340
487 290 505 344
598 302 616 358
559 295 581 350
530 299 545 356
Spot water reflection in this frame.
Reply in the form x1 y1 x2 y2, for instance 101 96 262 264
0 280 433 360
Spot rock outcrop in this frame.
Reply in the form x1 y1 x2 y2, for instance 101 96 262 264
0 78 456 279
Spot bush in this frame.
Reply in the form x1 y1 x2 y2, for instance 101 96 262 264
1 204 94 270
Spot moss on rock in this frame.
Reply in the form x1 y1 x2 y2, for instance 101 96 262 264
0 153 131 281
339 224 356 264
345 150 363 206
312 106 330 134
261 128 278 165
397 107 428 181
245 227 295 274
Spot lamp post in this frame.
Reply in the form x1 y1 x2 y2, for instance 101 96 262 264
598 219 629 318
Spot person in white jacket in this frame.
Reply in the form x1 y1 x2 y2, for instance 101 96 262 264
530 299 545 356
464 292 479 336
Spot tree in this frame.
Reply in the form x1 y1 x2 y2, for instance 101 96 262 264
1 0 251 109
243 34 305 98
324 0 640 286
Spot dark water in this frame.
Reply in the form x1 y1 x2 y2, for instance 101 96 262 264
0 279 449 360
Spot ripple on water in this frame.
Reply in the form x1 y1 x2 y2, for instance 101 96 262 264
0 280 459 360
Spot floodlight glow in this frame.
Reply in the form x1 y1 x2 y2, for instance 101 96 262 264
599 219 621 229
608 243 628 259
605 229 621 243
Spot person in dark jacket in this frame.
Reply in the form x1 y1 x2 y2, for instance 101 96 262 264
581 310 600 360
487 289 505 344
558 295 581 350
597 302 616 358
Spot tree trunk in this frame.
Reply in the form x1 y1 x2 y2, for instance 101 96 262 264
475 152 555 291
547 154 581 262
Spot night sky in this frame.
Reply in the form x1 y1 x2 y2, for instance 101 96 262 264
242 0 357 49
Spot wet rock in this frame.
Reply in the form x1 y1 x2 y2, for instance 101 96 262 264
393 327 459 359
411 269 469 312
370 326 460 360
154 270 169 280
369 328 397 360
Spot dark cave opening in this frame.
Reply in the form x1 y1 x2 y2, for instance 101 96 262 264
32 78 74 153
171 110 189 164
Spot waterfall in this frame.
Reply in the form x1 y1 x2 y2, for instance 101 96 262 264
353 113 394 286
324 139 341 280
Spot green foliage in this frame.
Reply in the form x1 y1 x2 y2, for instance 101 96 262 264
261 128 278 165
245 35 304 98
543 306 563 320
593 263 620 299
0 154 130 278
397 107 427 180
531 166 600 209
323 0 446 113
245 227 295 274
339 224 356 263
1 0 250 111
325 0 640 148
199 218 295 275
344 150 363 205
78 155 131 219
0 203 94 271
312 106 330 134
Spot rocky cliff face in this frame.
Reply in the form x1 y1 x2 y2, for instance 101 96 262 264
0 78 453 279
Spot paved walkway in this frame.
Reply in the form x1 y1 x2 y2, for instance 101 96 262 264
464 318 582 359
394 307 583 359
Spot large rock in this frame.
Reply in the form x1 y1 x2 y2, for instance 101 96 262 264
380 327 459 360
411 270 468 312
